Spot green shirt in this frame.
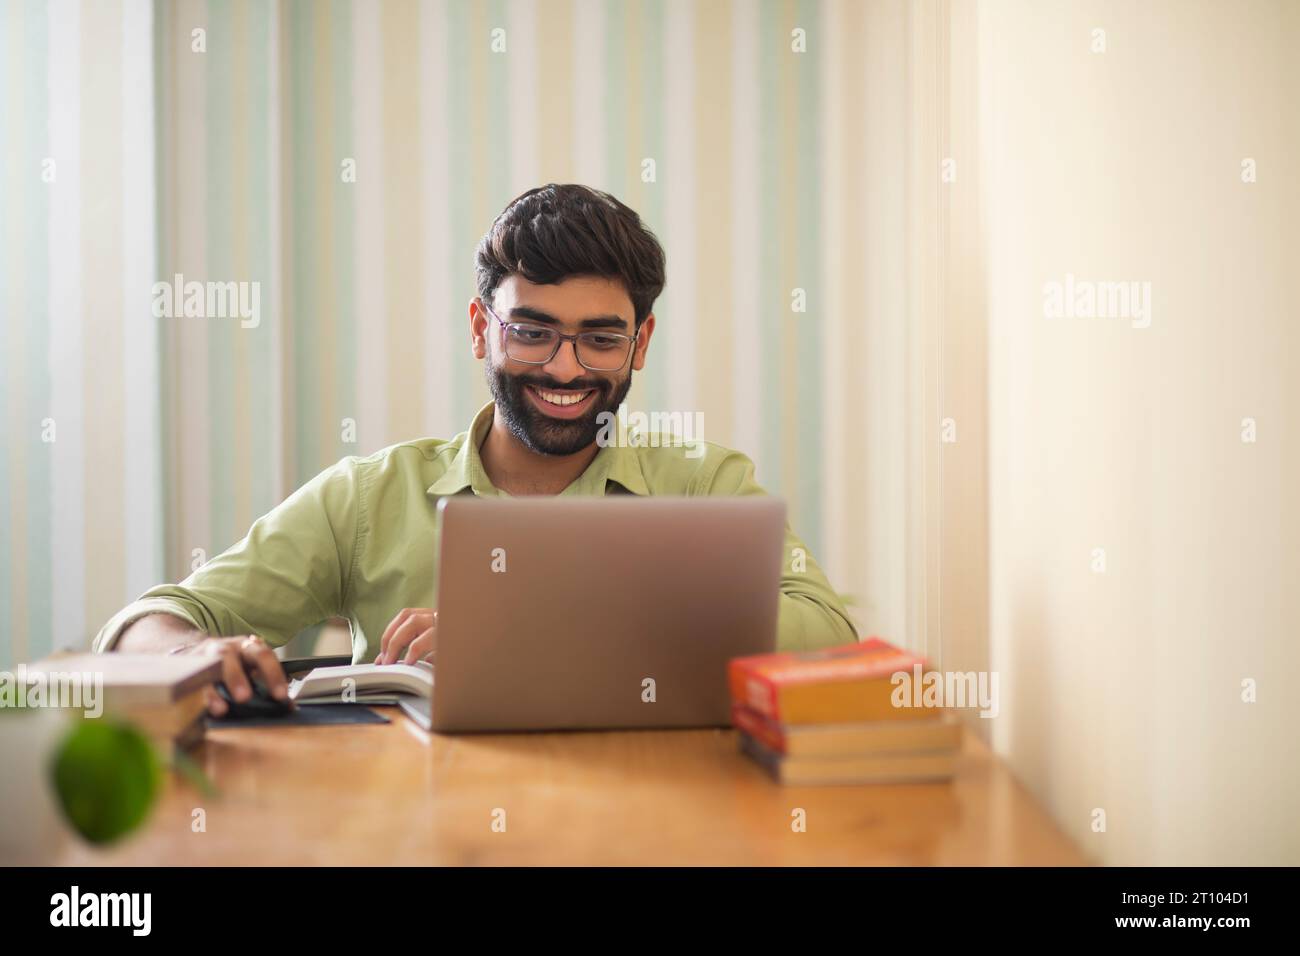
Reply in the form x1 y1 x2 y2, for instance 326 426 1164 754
94 402 858 658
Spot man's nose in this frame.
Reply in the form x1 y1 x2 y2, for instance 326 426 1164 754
542 337 585 381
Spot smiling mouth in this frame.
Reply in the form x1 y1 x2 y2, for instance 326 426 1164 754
525 385 598 417
530 387 593 406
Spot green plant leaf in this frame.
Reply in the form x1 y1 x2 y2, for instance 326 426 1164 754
50 720 161 845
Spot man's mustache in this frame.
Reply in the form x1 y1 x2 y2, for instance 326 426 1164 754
515 375 609 395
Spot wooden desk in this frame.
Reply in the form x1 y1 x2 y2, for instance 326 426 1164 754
62 711 1087 865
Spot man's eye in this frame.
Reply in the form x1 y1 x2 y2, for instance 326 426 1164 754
510 326 553 343
583 334 623 349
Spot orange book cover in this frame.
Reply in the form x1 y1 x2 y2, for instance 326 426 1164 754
731 702 962 757
728 637 942 724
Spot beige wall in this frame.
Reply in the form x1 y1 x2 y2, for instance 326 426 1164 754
974 0 1299 864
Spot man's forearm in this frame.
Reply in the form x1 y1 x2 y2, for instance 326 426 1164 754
115 613 207 654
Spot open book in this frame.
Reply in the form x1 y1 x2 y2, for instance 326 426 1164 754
288 662 433 706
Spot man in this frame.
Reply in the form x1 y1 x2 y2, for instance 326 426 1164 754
95 184 858 716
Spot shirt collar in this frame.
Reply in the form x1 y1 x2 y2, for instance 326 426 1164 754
584 435 650 497
426 401 649 498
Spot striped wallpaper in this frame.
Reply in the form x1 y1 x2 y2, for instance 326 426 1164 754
2 0 164 667
2 0 936 668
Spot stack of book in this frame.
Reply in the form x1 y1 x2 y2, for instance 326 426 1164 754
729 637 961 785
24 653 222 757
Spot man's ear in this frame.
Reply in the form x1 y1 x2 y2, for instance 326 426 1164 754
630 313 655 371
470 297 489 359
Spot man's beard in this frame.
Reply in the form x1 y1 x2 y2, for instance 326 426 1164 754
486 362 633 457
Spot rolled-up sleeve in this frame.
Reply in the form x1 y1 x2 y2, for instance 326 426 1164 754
94 459 362 652
700 451 860 652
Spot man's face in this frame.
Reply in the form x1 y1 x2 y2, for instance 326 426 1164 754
471 275 655 456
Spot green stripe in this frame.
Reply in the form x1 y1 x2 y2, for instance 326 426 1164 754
757 0 781 494
24 1 53 659
27 0 51 657
155 0 179 579
638 0 667 415
485 0 509 196
0 2 14 666
331 0 356 461
603 0 626 200
483 0 510 423
290 0 319 483
446 0 471 427
247 0 274 517
207 0 236 549
795 0 822 555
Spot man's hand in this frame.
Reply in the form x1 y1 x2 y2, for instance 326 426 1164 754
177 635 291 716
375 608 436 665
116 614 290 717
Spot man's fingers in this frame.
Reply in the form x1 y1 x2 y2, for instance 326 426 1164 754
383 615 426 664
402 627 436 665
218 645 252 701
242 638 289 700
382 613 432 664
205 685 228 717
377 608 415 661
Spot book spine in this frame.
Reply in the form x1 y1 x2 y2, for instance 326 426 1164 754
730 703 788 754
737 732 783 782
727 662 782 721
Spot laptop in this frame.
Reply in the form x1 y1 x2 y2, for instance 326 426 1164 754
422 496 786 732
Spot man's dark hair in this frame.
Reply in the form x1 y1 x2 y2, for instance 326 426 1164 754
475 184 667 329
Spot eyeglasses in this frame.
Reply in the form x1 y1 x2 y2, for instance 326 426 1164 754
481 300 638 372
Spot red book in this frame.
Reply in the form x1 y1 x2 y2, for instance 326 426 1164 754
728 637 939 724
